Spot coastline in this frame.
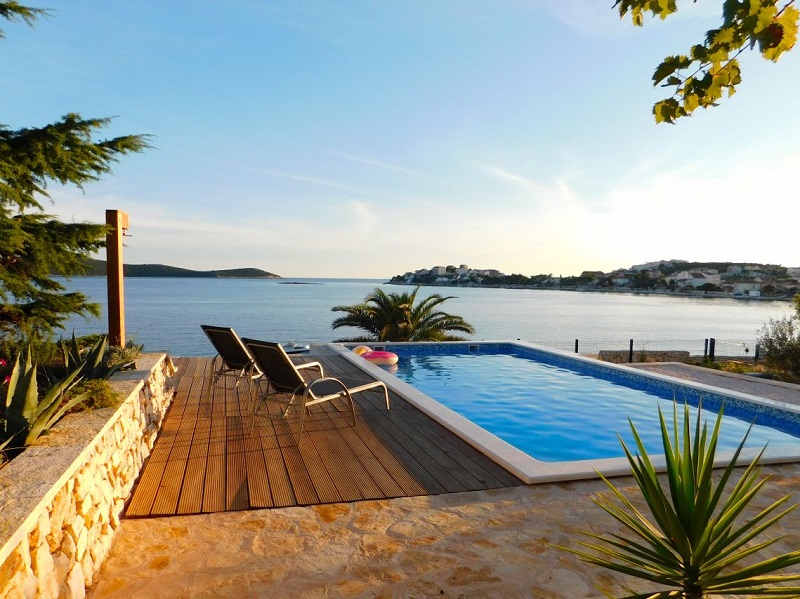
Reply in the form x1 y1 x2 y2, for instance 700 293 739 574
384 281 792 302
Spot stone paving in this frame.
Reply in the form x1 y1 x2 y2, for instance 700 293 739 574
88 463 800 598
87 367 800 599
629 362 800 406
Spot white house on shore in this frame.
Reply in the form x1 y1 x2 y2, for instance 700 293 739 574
733 282 762 297
669 270 722 288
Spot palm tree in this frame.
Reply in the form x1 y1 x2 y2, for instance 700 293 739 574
331 286 476 342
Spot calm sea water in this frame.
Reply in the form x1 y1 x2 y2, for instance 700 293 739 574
59 277 792 357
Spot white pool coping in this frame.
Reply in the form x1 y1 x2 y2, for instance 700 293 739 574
331 341 800 484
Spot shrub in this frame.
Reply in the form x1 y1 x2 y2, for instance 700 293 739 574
62 379 123 414
758 295 800 380
104 339 142 370
559 403 800 597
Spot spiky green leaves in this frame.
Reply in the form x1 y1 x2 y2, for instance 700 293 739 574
3 347 87 450
614 0 799 122
560 403 800 598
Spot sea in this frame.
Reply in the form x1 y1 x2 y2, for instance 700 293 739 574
58 277 793 358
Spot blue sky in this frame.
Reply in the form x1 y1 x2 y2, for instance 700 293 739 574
4 1 799 277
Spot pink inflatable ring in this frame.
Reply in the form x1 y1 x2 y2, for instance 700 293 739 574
361 350 399 366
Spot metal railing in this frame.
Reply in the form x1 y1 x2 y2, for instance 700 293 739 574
528 338 758 361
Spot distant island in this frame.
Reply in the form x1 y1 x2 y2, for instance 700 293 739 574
389 260 800 300
81 259 280 279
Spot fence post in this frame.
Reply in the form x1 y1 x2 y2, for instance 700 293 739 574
703 338 708 359
754 344 760 363
628 339 634 363
709 337 716 362
574 339 579 354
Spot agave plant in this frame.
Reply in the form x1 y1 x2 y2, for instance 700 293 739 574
561 403 800 598
61 333 127 380
3 349 89 453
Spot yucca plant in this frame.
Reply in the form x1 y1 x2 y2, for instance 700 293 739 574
561 403 800 598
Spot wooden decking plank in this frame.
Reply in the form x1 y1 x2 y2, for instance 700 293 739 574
400 405 522 488
202 377 228 513
169 357 189 391
308 398 415 498
225 384 252 511
173 356 201 400
336 418 423 497
361 409 466 494
124 375 193 517
355 411 449 495
242 412 274 509
149 373 204 516
177 362 213 514
225 413 249 511
228 380 273 509
251 401 296 507
272 409 339 505
302 411 382 501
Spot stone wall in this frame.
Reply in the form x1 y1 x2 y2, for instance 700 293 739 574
0 353 175 599
598 350 692 364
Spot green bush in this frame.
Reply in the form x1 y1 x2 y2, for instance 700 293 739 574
104 339 142 370
758 294 800 381
62 379 123 414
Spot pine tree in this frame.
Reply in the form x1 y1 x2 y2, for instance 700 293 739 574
1 3 149 341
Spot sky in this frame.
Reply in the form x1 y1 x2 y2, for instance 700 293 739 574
3 0 799 278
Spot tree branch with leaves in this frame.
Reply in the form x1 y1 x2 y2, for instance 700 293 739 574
615 0 799 123
1 3 150 341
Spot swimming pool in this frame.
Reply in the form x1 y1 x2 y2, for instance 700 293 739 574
336 341 800 484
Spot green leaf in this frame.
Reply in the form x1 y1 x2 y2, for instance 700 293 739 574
652 55 690 85
653 99 679 123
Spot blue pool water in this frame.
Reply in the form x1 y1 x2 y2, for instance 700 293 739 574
385 343 800 462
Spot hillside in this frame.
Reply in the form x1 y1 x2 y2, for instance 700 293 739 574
81 259 280 279
390 260 799 299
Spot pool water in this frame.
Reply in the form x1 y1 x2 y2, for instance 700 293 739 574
391 350 800 462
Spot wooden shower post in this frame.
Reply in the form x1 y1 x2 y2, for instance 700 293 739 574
106 210 129 347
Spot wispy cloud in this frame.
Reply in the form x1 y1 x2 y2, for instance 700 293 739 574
346 200 379 232
474 163 552 197
262 170 376 195
331 152 434 180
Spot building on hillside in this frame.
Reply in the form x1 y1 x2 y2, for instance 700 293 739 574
733 282 762 297
669 271 721 288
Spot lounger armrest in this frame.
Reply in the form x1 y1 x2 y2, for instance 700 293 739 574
295 360 324 376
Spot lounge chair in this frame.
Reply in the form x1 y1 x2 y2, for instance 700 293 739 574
242 337 390 443
201 325 263 401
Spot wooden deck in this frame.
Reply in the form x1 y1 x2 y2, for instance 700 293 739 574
125 348 522 517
